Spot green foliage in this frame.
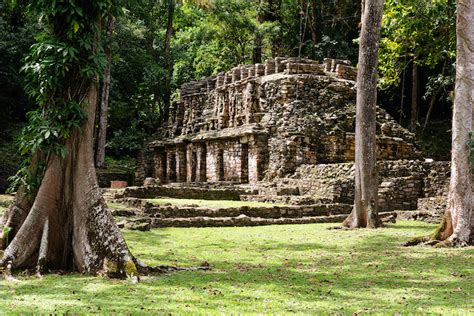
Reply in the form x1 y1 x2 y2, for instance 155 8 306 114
379 0 456 88
8 0 126 192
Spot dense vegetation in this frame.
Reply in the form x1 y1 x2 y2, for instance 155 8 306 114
0 0 455 184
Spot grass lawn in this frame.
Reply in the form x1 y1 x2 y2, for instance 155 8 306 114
0 221 472 314
146 197 284 208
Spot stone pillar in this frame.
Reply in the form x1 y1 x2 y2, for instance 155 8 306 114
232 67 241 83
248 135 269 183
255 63 265 77
216 72 225 87
240 65 249 80
265 59 275 75
197 143 207 182
275 57 284 73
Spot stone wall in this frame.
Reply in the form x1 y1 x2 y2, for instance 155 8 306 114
271 160 449 212
138 57 420 186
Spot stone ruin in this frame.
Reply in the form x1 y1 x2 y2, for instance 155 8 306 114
120 57 449 229
136 57 419 184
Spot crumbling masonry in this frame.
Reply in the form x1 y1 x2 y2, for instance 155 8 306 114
136 57 420 185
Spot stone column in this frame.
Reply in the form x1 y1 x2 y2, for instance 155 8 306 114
248 135 269 183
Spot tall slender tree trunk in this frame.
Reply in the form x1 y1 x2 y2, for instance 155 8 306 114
410 60 419 132
252 0 264 64
437 0 474 246
343 0 383 228
95 15 115 168
162 0 175 124
270 0 282 58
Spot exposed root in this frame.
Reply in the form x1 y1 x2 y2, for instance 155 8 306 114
36 219 49 276
133 257 211 275
3 261 19 282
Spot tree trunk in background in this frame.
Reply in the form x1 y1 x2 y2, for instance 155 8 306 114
162 0 176 124
95 15 115 168
270 0 282 57
343 0 383 228
437 0 474 246
252 0 281 61
410 61 419 132
252 0 264 64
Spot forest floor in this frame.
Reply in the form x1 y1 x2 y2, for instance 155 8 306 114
0 220 472 314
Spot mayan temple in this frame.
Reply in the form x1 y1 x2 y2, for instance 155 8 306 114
125 57 449 227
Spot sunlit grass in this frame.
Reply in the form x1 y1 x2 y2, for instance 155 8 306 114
0 221 472 314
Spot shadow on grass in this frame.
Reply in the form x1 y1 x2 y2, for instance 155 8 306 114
1 222 472 314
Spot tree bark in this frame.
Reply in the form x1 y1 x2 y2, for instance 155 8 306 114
162 0 176 124
343 0 383 228
440 0 474 246
0 82 137 276
410 60 419 132
252 0 265 64
95 15 115 168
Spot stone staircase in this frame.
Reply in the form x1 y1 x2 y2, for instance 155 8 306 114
111 195 354 229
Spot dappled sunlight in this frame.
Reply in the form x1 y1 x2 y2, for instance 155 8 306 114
0 221 472 313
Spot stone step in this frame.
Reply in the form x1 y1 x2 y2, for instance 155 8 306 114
117 211 398 229
115 185 258 200
240 194 330 205
150 214 348 228
142 203 352 219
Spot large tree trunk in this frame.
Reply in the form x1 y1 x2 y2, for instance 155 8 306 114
437 0 474 246
162 0 176 124
343 0 383 228
409 61 419 132
95 15 116 168
0 83 137 277
406 0 474 247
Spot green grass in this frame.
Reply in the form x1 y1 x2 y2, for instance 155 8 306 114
146 197 283 208
0 221 472 314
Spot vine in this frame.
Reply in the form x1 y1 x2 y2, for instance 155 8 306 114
8 0 125 194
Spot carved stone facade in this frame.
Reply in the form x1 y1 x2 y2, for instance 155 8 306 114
137 57 419 186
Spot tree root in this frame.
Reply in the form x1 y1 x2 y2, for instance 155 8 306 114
133 257 211 275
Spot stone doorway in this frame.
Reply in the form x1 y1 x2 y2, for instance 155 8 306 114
199 145 207 182
168 153 177 182
217 149 225 181
191 151 197 182
241 143 249 183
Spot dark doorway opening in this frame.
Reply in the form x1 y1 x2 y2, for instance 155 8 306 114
217 149 225 181
191 151 197 182
241 143 249 183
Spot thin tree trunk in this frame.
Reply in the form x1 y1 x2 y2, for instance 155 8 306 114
162 0 175 124
343 0 383 228
441 0 474 246
252 0 264 64
270 0 282 57
410 60 419 132
95 15 115 168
